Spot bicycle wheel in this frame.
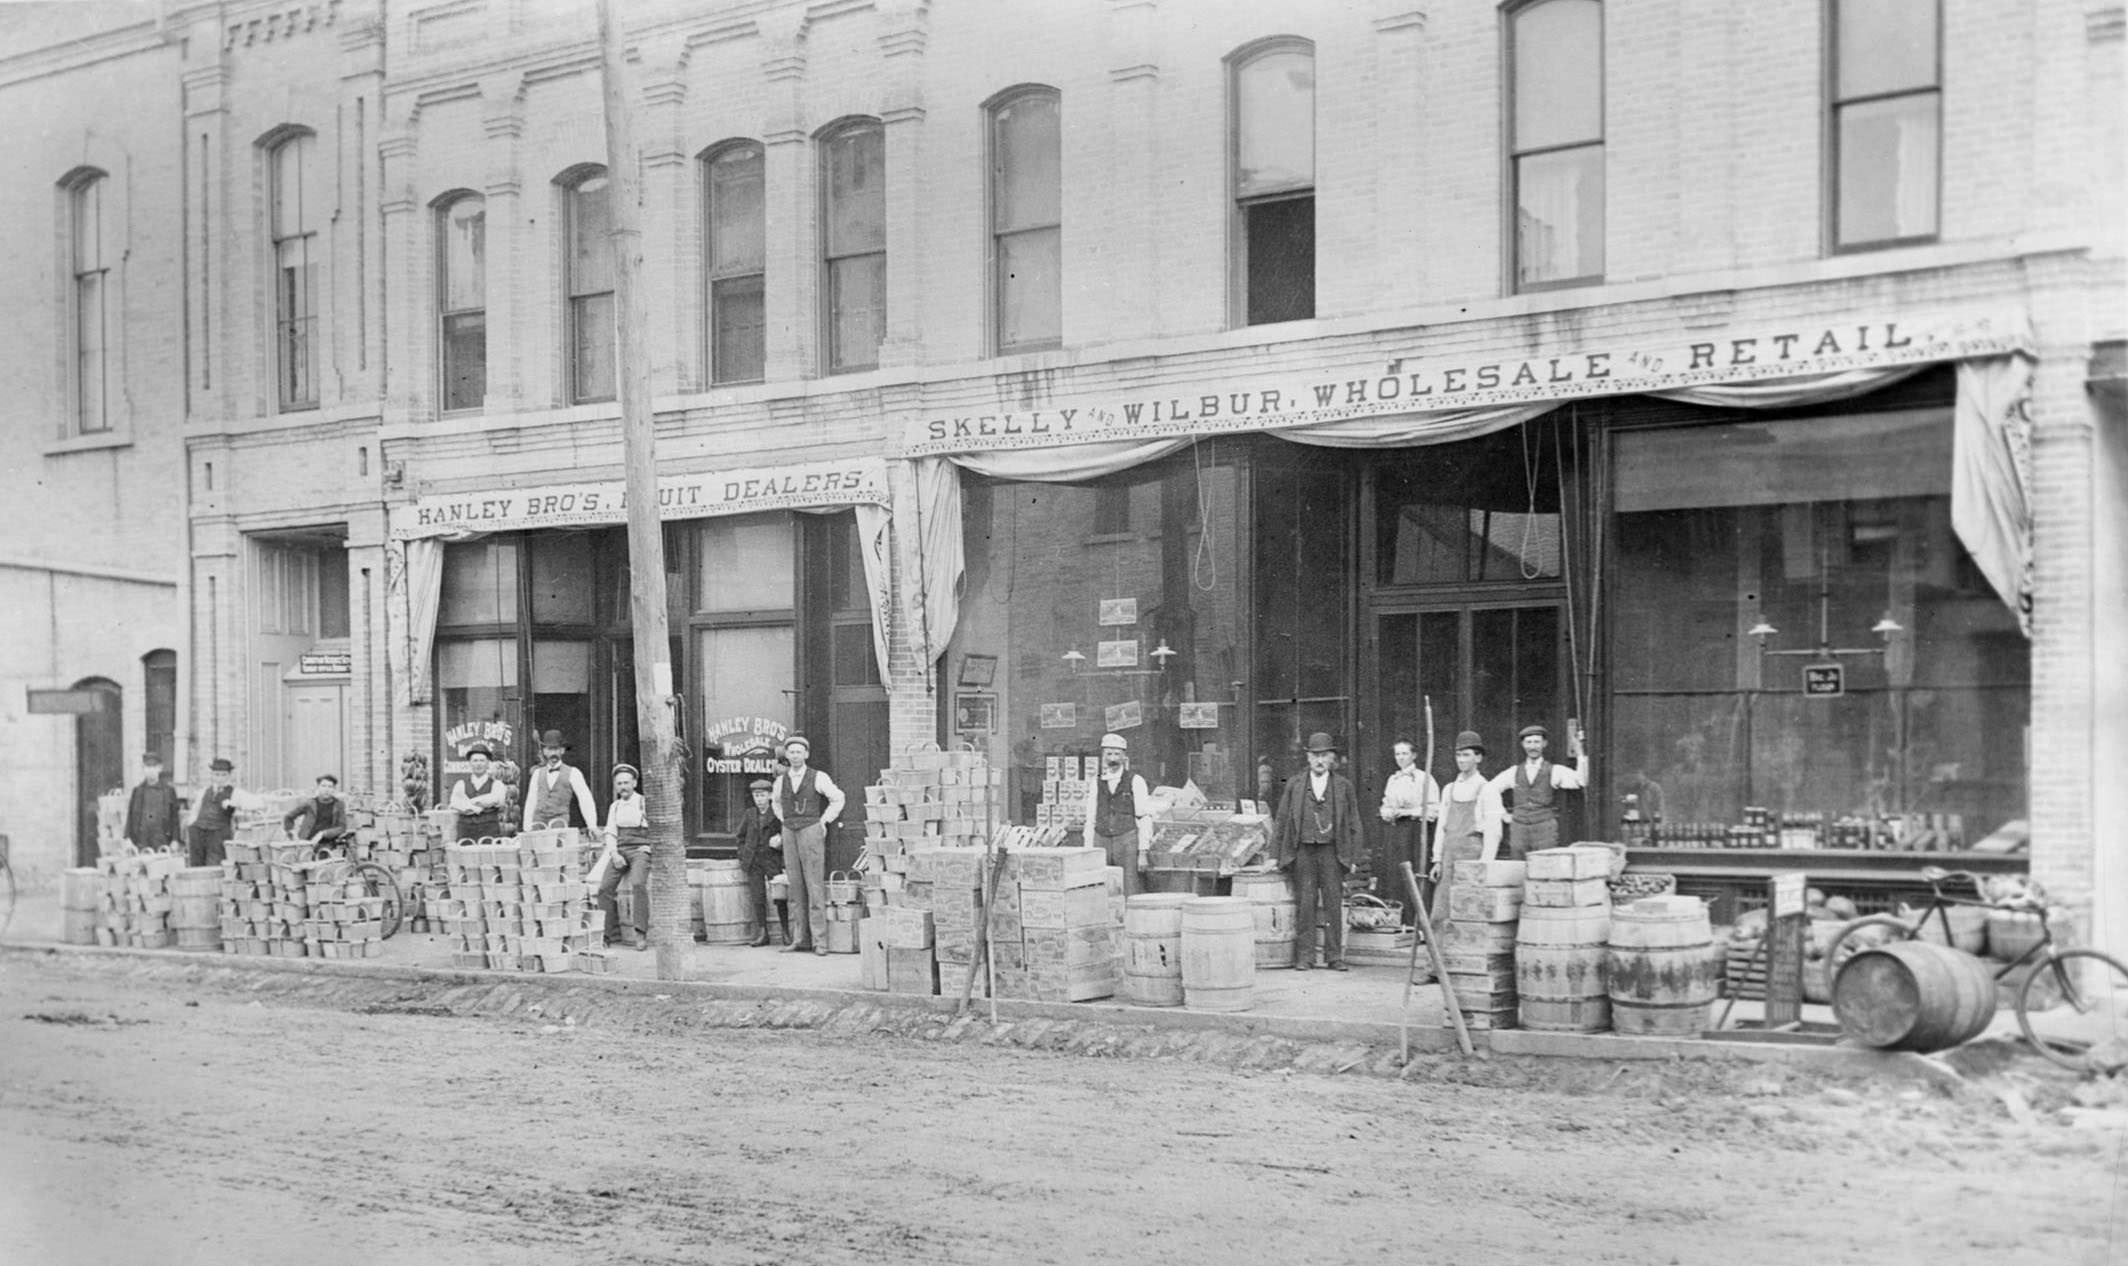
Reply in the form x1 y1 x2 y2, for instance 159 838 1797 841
350 862 404 941
1823 914 1915 983
2016 948 2128 1074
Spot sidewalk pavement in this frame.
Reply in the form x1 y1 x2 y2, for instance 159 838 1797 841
0 885 1996 1077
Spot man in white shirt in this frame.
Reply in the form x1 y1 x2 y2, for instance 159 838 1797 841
774 735 845 955
1422 732 1509 973
448 745 508 842
522 730 599 834
597 763 653 949
1484 722 1589 859
1082 733 1154 896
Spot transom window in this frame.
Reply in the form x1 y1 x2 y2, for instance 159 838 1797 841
1509 0 1605 291
990 87 1062 353
1831 0 1941 250
1231 40 1315 326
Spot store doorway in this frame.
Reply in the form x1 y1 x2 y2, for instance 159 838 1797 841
72 677 122 866
282 681 347 789
1365 603 1567 880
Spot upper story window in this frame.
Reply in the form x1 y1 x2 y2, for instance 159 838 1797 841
1831 0 1940 250
1509 0 1604 291
66 170 111 434
1231 40 1315 326
562 167 615 404
437 193 487 412
821 119 885 374
270 131 319 410
989 87 1062 353
703 142 766 384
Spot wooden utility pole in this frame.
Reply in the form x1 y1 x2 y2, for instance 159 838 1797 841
595 0 688 979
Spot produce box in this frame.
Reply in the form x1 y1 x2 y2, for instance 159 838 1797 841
1017 882 1110 929
1525 844 1613 881
1448 885 1524 922
870 904 935 949
1439 919 1519 953
1006 846 1108 891
1023 924 1113 966
1452 860 1527 888
886 947 939 995
1523 877 1610 908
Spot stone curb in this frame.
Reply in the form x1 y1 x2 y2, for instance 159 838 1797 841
2 937 1951 1081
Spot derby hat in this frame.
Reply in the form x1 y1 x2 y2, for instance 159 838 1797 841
208 757 234 772
538 730 570 749
1453 730 1486 754
1303 732 1340 754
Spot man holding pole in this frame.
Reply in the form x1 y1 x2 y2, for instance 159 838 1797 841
774 735 844 956
1485 722 1589 859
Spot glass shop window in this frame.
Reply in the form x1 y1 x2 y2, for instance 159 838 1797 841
1373 424 1567 585
1608 408 2028 845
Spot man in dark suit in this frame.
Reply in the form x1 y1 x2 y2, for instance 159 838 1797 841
188 757 239 866
124 754 182 853
1273 732 1364 972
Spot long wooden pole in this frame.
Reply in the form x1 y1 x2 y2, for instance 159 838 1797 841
595 0 687 980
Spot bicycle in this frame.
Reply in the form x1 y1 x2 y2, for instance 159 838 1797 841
306 832 405 941
1824 866 2128 1074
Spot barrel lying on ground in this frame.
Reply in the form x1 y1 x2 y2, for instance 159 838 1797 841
1831 941 1998 1053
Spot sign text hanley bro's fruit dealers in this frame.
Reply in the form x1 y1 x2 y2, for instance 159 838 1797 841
393 457 887 539
897 309 2027 455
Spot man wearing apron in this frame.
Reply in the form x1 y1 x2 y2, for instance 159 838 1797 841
598 763 653 949
522 730 598 834
1081 733 1153 896
774 735 846 956
1426 732 1507 950
448 745 508 842
1486 723 1589 860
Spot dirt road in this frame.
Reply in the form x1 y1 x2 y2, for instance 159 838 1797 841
1 952 2119 1266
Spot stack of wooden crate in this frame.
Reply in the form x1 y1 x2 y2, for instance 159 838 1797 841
995 844 1118 1002
1439 859 1524 1029
865 903 938 995
359 805 444 933
862 748 1002 896
302 880 389 959
95 849 178 949
1034 754 1095 832
433 831 600 973
218 833 314 957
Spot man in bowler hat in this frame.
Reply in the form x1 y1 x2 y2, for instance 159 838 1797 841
522 730 598 833
188 757 239 866
1273 732 1364 971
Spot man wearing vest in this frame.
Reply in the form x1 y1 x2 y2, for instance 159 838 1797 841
449 745 508 842
187 757 238 867
522 730 598 835
774 735 845 955
1485 722 1589 860
1273 732 1364 971
1081 733 1153 896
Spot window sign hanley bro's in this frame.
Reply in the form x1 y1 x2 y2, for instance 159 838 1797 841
704 716 789 777
392 457 888 539
896 309 2028 455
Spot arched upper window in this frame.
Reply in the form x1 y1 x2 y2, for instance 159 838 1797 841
64 169 111 434
560 166 615 403
1831 0 1940 250
1507 0 1604 291
436 192 487 411
702 141 766 384
820 119 885 374
1230 40 1314 326
988 86 1061 354
268 130 320 409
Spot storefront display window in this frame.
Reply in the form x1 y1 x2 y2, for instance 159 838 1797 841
953 449 1247 819
439 540 518 627
699 516 794 611
529 534 594 625
1609 409 2028 845
437 637 520 784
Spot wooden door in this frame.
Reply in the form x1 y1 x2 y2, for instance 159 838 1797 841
73 679 122 866
283 683 347 790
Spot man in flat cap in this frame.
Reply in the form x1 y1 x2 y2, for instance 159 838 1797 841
187 757 238 866
1485 721 1589 859
774 734 845 954
736 777 783 947
1082 733 1154 896
124 753 182 853
448 744 508 841
1273 732 1364 971
522 730 598 834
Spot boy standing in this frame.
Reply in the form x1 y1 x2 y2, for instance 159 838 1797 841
124 754 182 853
188 757 238 866
735 778 783 946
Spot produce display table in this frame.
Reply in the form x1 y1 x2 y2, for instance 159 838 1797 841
1624 848 2029 925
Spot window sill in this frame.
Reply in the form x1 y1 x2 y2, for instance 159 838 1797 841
44 432 132 457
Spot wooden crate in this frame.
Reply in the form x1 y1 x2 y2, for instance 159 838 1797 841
1524 877 1611 908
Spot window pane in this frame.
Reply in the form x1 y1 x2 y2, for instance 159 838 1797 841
1236 48 1314 197
76 273 107 432
828 252 885 372
529 533 595 624
699 624 795 832
1516 144 1604 286
567 174 613 297
707 145 765 275
1512 0 1603 152
72 178 101 271
824 125 885 257
440 639 522 780
272 136 309 237
1472 606 1560 741
319 548 349 639
440 539 520 627
1837 95 1939 246
572 292 615 402
998 227 1061 350
441 196 485 312
994 92 1061 232
711 275 766 383
442 311 486 410
1836 0 1938 99
698 515 794 612
439 637 519 688
1244 195 1315 325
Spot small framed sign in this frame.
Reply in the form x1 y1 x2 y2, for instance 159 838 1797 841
954 692 998 735
1802 663 1845 698
1039 702 1077 730
1105 700 1143 731
1096 638 1139 668
1099 598 1139 627
1178 701 1221 730
957 654 998 688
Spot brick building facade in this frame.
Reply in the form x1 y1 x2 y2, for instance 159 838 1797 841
2 0 2121 955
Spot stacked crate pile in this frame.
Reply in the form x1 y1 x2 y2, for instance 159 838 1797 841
867 903 937 995
1034 755 1094 833
1438 859 1523 1030
302 872 389 960
433 830 601 973
218 833 316 957
995 844 1118 1002
915 844 990 996
1515 844 1616 1032
95 790 129 857
95 848 179 949
861 747 1002 885
361 804 444 933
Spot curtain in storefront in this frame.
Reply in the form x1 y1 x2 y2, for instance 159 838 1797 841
386 537 448 707
850 502 896 683
1950 354 2036 634
912 457 965 664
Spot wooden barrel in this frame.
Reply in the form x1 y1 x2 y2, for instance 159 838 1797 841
1606 896 1720 1036
169 867 223 952
1180 897 1255 1013
1516 904 1612 1032
1122 895 1188 1006
698 863 758 945
1832 941 1998 1053
60 868 100 944
1230 872 1298 969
